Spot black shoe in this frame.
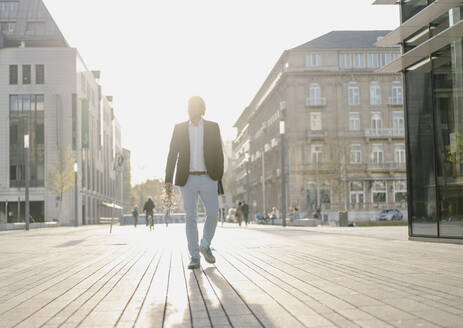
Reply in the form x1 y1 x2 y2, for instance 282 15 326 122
200 246 216 264
188 257 200 270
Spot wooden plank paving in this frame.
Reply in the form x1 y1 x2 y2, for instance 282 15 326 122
0 225 463 328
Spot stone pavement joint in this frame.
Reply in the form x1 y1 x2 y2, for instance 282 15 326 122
0 224 462 328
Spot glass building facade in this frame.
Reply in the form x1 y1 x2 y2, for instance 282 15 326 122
399 2 463 239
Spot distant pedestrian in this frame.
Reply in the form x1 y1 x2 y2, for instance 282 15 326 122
293 207 300 220
241 201 249 226
236 202 243 227
143 197 155 231
132 207 139 227
271 207 279 225
265 211 271 224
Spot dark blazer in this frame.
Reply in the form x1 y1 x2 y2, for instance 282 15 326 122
165 119 224 195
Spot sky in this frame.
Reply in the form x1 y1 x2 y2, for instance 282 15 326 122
43 0 400 185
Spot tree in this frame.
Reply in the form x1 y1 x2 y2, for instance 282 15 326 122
328 137 350 210
131 179 184 212
47 145 78 220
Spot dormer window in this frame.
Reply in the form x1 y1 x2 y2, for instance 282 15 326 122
27 21 46 34
306 54 322 67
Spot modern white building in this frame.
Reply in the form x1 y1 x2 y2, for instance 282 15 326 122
0 0 126 226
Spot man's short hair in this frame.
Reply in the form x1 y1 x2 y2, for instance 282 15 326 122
188 96 206 115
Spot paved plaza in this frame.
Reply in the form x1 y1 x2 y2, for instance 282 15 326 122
0 224 462 328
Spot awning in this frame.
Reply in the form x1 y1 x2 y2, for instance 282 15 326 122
377 19 463 73
102 202 123 210
376 0 461 47
372 0 399 4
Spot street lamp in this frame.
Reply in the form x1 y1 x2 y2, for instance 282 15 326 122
280 115 287 228
24 134 30 231
74 161 78 227
245 151 251 219
245 152 251 206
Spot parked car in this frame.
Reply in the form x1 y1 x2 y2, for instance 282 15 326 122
376 209 403 221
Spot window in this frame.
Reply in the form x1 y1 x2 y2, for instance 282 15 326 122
392 111 404 135
380 53 392 67
1 22 15 33
36 95 44 111
372 144 384 164
310 112 322 131
353 54 365 68
22 65 31 84
370 82 381 105
348 82 360 106
312 144 323 163
10 165 21 180
9 95 19 111
10 124 17 145
309 83 322 105
22 95 31 112
36 65 45 84
394 144 406 163
371 112 382 130
306 54 322 67
372 180 387 203
26 22 45 34
350 181 364 204
339 54 352 69
392 53 401 61
10 95 44 112
10 165 17 181
35 124 44 144
350 144 362 164
394 180 407 202
391 81 403 105
9 65 18 84
0 2 19 16
349 112 360 131
367 53 379 68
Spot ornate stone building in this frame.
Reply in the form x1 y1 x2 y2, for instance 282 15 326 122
233 31 407 221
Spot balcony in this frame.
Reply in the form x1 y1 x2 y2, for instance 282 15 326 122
365 128 405 138
367 162 407 172
300 163 337 172
388 97 403 106
307 130 328 140
306 97 327 107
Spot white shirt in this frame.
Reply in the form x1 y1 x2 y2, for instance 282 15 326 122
189 118 207 172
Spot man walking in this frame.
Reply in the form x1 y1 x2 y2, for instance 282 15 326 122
165 96 224 270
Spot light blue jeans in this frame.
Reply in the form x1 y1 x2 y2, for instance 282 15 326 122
181 175 219 259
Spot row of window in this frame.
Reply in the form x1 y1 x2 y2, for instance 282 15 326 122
309 111 404 131
0 21 46 34
349 180 407 204
306 53 401 69
9 95 44 112
0 1 19 14
9 64 45 85
304 180 406 205
310 143 406 164
308 81 403 106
